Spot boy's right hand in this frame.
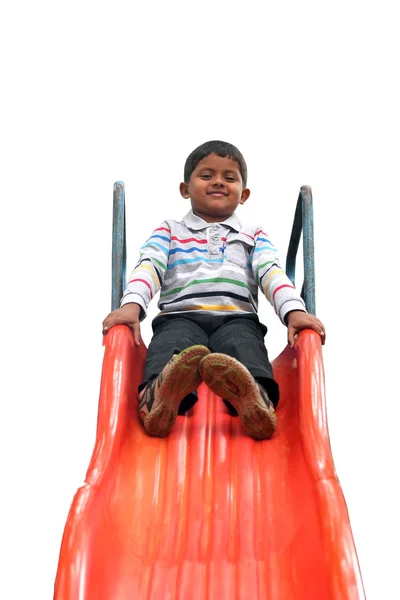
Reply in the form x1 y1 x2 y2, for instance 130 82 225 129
102 303 141 346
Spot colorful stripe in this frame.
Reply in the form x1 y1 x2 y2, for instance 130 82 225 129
161 304 242 313
153 257 167 270
263 268 285 299
167 257 224 269
258 261 280 284
160 290 253 307
171 236 207 244
272 283 295 310
141 242 169 255
253 245 277 253
148 234 170 243
184 305 241 311
136 263 159 287
169 246 208 255
128 277 153 298
272 283 295 301
258 259 277 271
160 277 249 298
257 237 274 244
143 260 162 284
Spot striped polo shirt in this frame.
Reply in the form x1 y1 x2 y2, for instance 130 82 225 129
121 210 306 324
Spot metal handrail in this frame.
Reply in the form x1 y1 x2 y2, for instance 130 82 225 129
285 185 316 315
111 182 126 311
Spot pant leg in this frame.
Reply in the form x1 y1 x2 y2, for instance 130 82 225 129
140 315 209 414
208 317 280 413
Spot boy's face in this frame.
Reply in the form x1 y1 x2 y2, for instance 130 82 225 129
179 154 250 223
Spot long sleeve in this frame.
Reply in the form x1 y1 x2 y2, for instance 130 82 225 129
251 227 306 324
121 222 171 320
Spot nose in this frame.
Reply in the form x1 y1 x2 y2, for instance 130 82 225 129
212 174 224 187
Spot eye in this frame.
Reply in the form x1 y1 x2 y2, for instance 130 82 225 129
200 174 212 179
225 176 237 181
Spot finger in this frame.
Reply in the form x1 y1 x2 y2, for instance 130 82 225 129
316 321 326 339
316 318 324 329
102 316 117 335
314 319 326 342
132 322 141 347
287 326 295 348
311 322 326 344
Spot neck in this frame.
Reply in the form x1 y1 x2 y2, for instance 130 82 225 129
192 209 234 224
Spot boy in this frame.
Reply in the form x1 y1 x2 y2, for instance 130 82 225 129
103 141 325 440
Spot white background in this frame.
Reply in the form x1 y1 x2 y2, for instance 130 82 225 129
1 1 399 598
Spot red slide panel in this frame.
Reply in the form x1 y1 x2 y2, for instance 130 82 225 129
55 326 364 599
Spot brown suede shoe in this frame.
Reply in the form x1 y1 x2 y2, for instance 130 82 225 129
199 353 277 440
139 345 210 437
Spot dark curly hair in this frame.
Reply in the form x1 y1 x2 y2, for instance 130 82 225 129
183 140 248 187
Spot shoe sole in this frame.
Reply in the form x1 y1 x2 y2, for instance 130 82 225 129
199 353 277 440
144 345 210 437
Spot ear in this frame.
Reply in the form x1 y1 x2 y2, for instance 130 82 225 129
239 188 250 205
180 182 190 199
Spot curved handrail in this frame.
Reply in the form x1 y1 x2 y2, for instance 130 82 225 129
285 185 316 315
112 182 126 311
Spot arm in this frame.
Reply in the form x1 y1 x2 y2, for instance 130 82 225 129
251 227 305 323
102 222 171 345
121 222 171 318
251 228 325 347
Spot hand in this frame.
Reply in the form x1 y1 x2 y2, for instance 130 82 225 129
286 310 326 348
102 303 141 346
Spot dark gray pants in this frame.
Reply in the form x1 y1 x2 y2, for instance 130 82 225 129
139 313 279 414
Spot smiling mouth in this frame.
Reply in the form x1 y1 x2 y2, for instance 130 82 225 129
207 192 228 197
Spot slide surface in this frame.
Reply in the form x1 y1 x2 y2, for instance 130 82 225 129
55 327 365 599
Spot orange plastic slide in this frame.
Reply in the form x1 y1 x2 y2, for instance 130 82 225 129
55 327 365 599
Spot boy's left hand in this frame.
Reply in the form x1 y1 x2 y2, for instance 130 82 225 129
286 310 326 348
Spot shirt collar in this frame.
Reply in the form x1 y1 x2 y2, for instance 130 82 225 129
183 209 241 232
